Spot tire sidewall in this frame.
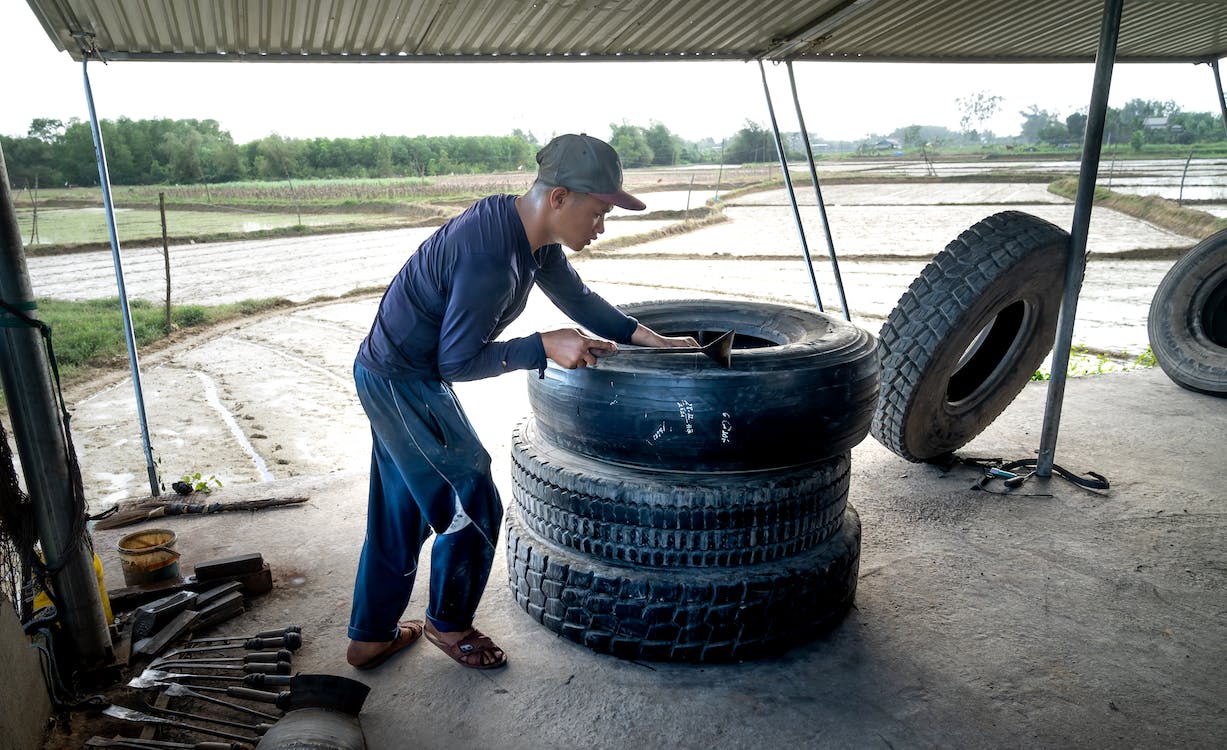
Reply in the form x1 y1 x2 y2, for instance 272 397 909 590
1148 229 1227 394
528 299 879 471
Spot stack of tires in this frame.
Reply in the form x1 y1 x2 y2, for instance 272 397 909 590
506 299 879 662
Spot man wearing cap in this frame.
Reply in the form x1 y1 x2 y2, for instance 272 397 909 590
345 133 695 671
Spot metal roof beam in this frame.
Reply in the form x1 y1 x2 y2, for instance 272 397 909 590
761 0 877 61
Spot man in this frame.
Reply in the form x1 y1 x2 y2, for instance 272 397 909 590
346 133 696 670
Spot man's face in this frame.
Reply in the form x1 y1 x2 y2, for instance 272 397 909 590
554 190 612 251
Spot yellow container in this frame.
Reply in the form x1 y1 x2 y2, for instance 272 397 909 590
93 551 113 623
31 550 113 624
116 528 181 587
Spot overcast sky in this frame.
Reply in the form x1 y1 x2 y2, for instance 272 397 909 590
3 3 1223 146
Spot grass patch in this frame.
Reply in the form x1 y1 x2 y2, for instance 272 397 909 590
1031 345 1156 381
28 296 293 384
1048 178 1227 240
580 213 732 255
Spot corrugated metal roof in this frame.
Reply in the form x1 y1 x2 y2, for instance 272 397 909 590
24 0 1227 64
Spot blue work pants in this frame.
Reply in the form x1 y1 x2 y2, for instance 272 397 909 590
347 361 502 642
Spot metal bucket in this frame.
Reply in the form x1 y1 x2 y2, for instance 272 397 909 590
116 528 181 586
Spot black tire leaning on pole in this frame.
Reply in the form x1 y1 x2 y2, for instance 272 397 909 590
1147 227 1227 397
871 211 1073 462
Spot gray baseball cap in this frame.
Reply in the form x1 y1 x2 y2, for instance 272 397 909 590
535 133 646 211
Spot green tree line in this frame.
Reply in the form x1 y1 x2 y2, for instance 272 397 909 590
4 98 1220 189
1016 98 1224 149
0 118 547 187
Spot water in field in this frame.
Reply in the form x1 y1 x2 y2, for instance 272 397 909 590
13 206 400 246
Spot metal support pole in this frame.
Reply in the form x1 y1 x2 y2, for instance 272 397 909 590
786 60 851 321
757 59 823 312
0 143 112 664
82 57 159 497
1210 59 1227 138
1036 0 1123 477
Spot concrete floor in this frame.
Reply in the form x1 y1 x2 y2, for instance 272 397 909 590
82 365 1227 750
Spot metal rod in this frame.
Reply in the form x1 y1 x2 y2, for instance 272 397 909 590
0 143 112 663
1178 148 1194 207
82 57 159 496
786 60 851 321
1211 59 1227 138
757 59 823 312
1036 0 1123 476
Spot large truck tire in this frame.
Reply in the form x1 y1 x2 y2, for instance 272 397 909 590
871 211 1072 462
506 504 861 663
528 299 879 471
511 418 848 568
1147 227 1227 397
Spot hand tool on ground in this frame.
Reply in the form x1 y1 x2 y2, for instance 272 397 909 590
594 330 736 368
152 648 292 668
144 659 292 674
102 705 258 744
144 701 276 736
128 671 292 709
86 736 245 750
95 496 308 530
177 634 303 653
188 626 301 644
130 668 292 689
136 682 282 721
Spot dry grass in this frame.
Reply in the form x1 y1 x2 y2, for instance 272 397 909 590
1048 178 1227 241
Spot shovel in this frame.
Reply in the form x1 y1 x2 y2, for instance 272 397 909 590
599 330 736 368
102 705 258 744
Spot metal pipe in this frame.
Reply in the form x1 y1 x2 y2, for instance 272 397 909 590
1211 59 1227 138
1036 0 1123 476
786 60 851 321
82 57 160 497
0 144 112 663
757 59 824 312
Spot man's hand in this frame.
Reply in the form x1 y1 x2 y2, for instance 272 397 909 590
542 328 617 369
630 324 699 349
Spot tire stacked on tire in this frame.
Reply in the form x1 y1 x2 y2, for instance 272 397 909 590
506 299 879 662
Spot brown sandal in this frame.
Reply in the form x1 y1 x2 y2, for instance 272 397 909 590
423 624 507 669
347 619 424 670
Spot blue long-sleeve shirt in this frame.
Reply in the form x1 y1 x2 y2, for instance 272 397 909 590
356 194 638 382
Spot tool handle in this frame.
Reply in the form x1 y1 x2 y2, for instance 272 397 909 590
254 626 301 638
225 686 281 704
243 672 292 687
242 660 291 674
244 649 292 663
243 633 302 651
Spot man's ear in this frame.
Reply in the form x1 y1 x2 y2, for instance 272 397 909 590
548 186 570 209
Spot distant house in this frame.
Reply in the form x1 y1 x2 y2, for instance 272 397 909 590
1142 116 1169 129
874 138 902 150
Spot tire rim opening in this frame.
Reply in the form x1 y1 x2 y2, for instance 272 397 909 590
947 301 1030 404
670 329 776 350
1203 278 1227 348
